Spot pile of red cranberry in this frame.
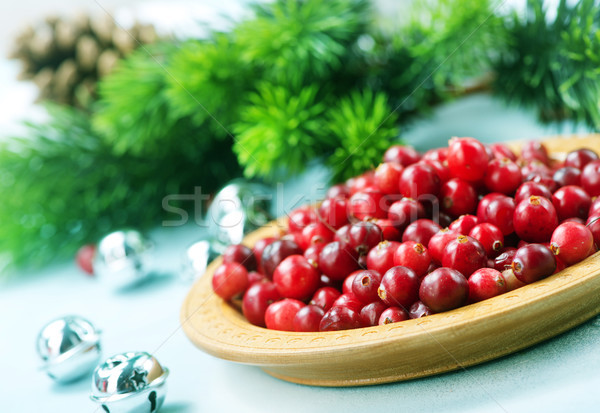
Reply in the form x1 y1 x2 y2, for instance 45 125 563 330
211 137 600 332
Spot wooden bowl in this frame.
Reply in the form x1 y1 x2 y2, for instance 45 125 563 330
181 135 600 387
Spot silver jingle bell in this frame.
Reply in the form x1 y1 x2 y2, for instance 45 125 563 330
91 352 169 413
36 315 101 383
180 239 220 282
94 229 153 290
207 179 273 252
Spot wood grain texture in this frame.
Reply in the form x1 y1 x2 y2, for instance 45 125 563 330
181 135 600 387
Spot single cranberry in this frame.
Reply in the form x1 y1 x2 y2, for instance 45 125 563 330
514 181 553 205
319 306 362 331
374 162 404 194
347 171 375 194
332 293 363 313
387 198 426 230
402 219 441 245
493 248 517 272
252 237 277 270
287 205 318 233
447 137 488 182
343 270 362 294
222 244 258 271
377 266 420 308
273 255 320 300
476 193 506 222
281 231 304 247
440 178 477 217
422 159 450 184
352 269 383 304
485 196 516 236
501 268 527 291
419 267 468 312
347 221 383 255
318 198 349 229
242 281 281 327
372 218 402 241
524 171 557 193
511 244 556 284
469 223 504 257
293 305 325 332
490 143 517 161
76 244 95 275
360 301 389 327
586 215 600 250
423 147 448 163
212 262 249 301
247 271 266 285
265 299 305 331
565 148 599 170
552 185 591 221
513 196 559 242
318 241 359 281
310 287 341 311
366 240 401 274
521 141 550 165
409 301 434 318
427 229 458 265
393 241 432 277
383 145 421 166
442 235 487 277
399 162 441 199
334 224 351 244
303 243 325 267
326 184 350 200
553 167 581 188
468 268 507 303
589 198 600 217
299 222 334 250
484 158 522 195
348 188 388 220
581 160 600 196
449 214 479 235
261 239 303 279
550 222 594 265
378 307 409 325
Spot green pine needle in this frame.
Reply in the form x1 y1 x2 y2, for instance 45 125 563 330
328 90 399 182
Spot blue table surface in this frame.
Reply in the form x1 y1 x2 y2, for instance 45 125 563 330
1 2 600 411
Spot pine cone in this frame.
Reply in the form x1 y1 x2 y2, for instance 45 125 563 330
9 13 160 108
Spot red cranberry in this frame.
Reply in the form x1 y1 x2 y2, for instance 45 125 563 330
247 271 266 285
310 287 341 311
399 163 441 199
212 262 249 301
493 248 517 272
524 171 557 193
422 159 450 183
293 305 325 332
402 219 441 245
590 198 600 217
428 229 458 264
387 198 426 230
319 306 362 331
393 241 431 277
442 235 487 277
352 269 383 304
334 224 351 244
252 237 277 270
377 266 420 308
360 301 388 327
586 215 600 250
476 193 506 222
409 301 434 318
273 255 320 300
348 221 383 255
366 241 401 275
348 188 388 220
521 141 550 165
261 239 303 279
514 182 553 205
553 167 581 188
485 196 516 236
375 162 404 194
332 293 363 314
383 145 421 166
347 171 375 194
422 147 448 163
343 271 361 294
419 267 468 312
303 243 324 267
513 196 558 242
490 143 517 161
265 299 305 331
449 214 479 235
318 241 359 281
552 185 591 221
581 160 600 196
242 281 281 327
447 137 488 182
469 223 504 257
565 148 599 170
222 244 258 271
511 244 556 284
372 218 402 241
440 178 477 217
288 206 317 233
299 222 334 250
318 198 349 229
76 244 95 275
468 268 507 303
378 307 409 325
326 184 350 199
550 222 594 265
484 158 522 195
